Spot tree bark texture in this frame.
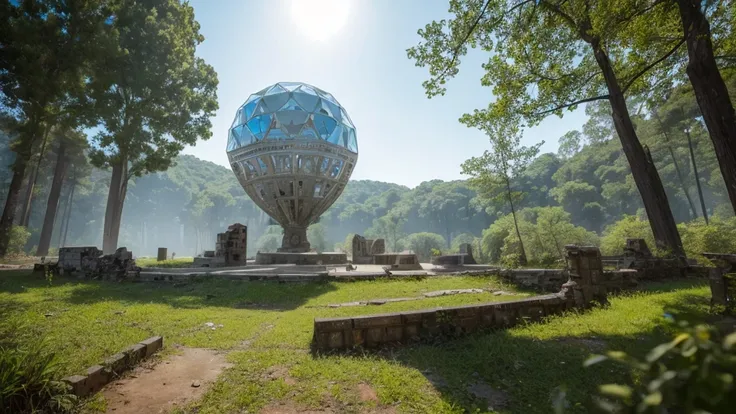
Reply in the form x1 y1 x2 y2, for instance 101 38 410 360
677 0 736 215
19 130 49 227
102 160 129 254
591 42 686 262
61 181 75 248
685 129 709 224
506 179 528 265
0 159 28 256
36 141 67 256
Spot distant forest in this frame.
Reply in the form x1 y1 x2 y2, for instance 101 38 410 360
1 78 734 262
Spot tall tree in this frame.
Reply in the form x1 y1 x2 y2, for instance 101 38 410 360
673 0 736 215
461 120 541 266
408 0 687 261
0 0 105 256
87 0 218 253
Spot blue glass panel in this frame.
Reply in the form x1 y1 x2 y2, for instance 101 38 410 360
341 108 353 127
298 84 317 95
292 91 318 111
265 84 286 96
231 112 240 128
347 129 358 152
247 116 266 141
330 159 343 178
300 125 318 139
280 97 305 112
255 99 270 115
275 111 308 134
324 100 341 121
279 82 301 91
316 99 334 117
313 114 337 140
257 157 268 175
266 124 288 140
327 124 343 145
244 93 260 105
320 90 338 105
263 93 288 113
341 126 350 148
231 125 246 146
227 131 238 151
244 100 258 121
320 158 330 174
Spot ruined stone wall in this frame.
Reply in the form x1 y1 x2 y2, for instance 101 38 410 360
314 294 573 350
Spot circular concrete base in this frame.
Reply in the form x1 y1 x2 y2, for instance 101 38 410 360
255 251 348 265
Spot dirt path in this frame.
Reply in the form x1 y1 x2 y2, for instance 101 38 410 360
102 347 231 413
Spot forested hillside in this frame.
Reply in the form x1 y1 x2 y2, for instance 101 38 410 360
2 79 733 261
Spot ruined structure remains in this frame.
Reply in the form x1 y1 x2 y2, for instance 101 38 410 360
193 223 248 267
431 243 477 266
227 82 356 264
56 246 140 279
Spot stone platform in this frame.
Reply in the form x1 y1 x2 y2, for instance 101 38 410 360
255 251 348 265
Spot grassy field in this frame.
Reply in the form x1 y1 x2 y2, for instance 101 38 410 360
0 271 713 413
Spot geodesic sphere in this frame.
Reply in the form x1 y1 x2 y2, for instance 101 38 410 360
226 82 359 231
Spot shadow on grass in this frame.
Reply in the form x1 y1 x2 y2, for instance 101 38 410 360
308 281 715 413
0 271 338 311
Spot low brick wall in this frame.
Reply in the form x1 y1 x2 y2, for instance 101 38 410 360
497 268 567 292
313 294 571 350
63 336 163 397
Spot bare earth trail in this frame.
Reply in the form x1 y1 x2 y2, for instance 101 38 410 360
102 347 231 413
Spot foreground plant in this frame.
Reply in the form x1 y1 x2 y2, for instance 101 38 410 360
584 322 736 413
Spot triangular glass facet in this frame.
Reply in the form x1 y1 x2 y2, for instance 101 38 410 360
298 84 317 95
341 108 353 127
255 99 270 115
279 82 301 92
327 124 343 145
313 114 337 140
299 125 319 139
292 91 319 112
265 84 287 96
244 100 258 121
347 129 358 153
324 100 341 122
262 93 288 114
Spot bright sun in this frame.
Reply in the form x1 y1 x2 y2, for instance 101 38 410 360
291 0 350 42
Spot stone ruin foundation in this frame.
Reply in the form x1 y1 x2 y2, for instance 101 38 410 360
49 246 140 280
350 234 421 270
193 223 248 267
431 243 477 266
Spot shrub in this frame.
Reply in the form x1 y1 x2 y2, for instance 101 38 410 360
0 342 76 413
600 216 655 256
678 217 736 264
583 322 736 413
404 232 445 262
6 225 31 256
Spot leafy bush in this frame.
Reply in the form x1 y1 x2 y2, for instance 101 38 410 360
404 232 445 262
584 322 736 413
678 217 736 264
0 344 76 413
6 225 31 256
600 215 655 256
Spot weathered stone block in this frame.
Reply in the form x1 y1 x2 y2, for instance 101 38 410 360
385 326 403 342
365 328 385 346
85 365 109 394
103 352 128 375
122 343 146 365
519 306 545 322
400 310 426 324
64 375 89 397
352 329 364 346
315 332 330 349
493 308 518 327
327 331 344 349
353 313 401 328
452 305 480 319
404 324 419 340
458 317 479 332
139 336 163 357
314 317 352 332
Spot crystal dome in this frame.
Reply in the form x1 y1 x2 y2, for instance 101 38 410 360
227 81 358 153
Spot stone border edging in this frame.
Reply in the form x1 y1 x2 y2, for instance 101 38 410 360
63 336 163 397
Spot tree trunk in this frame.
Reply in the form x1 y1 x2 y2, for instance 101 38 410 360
57 182 73 248
655 114 698 219
591 41 686 263
685 129 709 224
19 129 50 227
61 181 75 248
676 0 736 215
36 141 67 256
102 160 128 254
506 179 527 265
0 158 29 256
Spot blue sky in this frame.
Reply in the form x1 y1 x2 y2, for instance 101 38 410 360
184 0 587 188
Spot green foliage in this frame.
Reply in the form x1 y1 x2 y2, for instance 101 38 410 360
404 232 446 262
6 226 30 256
584 322 736 413
678 217 736 263
307 224 328 253
256 226 283 253
600 216 656 256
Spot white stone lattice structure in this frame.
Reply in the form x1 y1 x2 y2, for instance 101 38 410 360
226 82 358 252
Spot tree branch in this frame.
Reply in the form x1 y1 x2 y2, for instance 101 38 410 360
621 37 686 94
430 0 534 84
532 94 610 117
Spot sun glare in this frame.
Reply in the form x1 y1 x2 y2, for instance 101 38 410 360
290 0 350 42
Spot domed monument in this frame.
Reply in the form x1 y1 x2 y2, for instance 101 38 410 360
227 82 357 261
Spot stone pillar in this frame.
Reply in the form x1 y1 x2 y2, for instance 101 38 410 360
709 268 728 307
157 247 167 262
564 245 607 307
279 226 310 253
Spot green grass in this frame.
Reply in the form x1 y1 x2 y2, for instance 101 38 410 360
0 271 715 413
135 256 195 268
